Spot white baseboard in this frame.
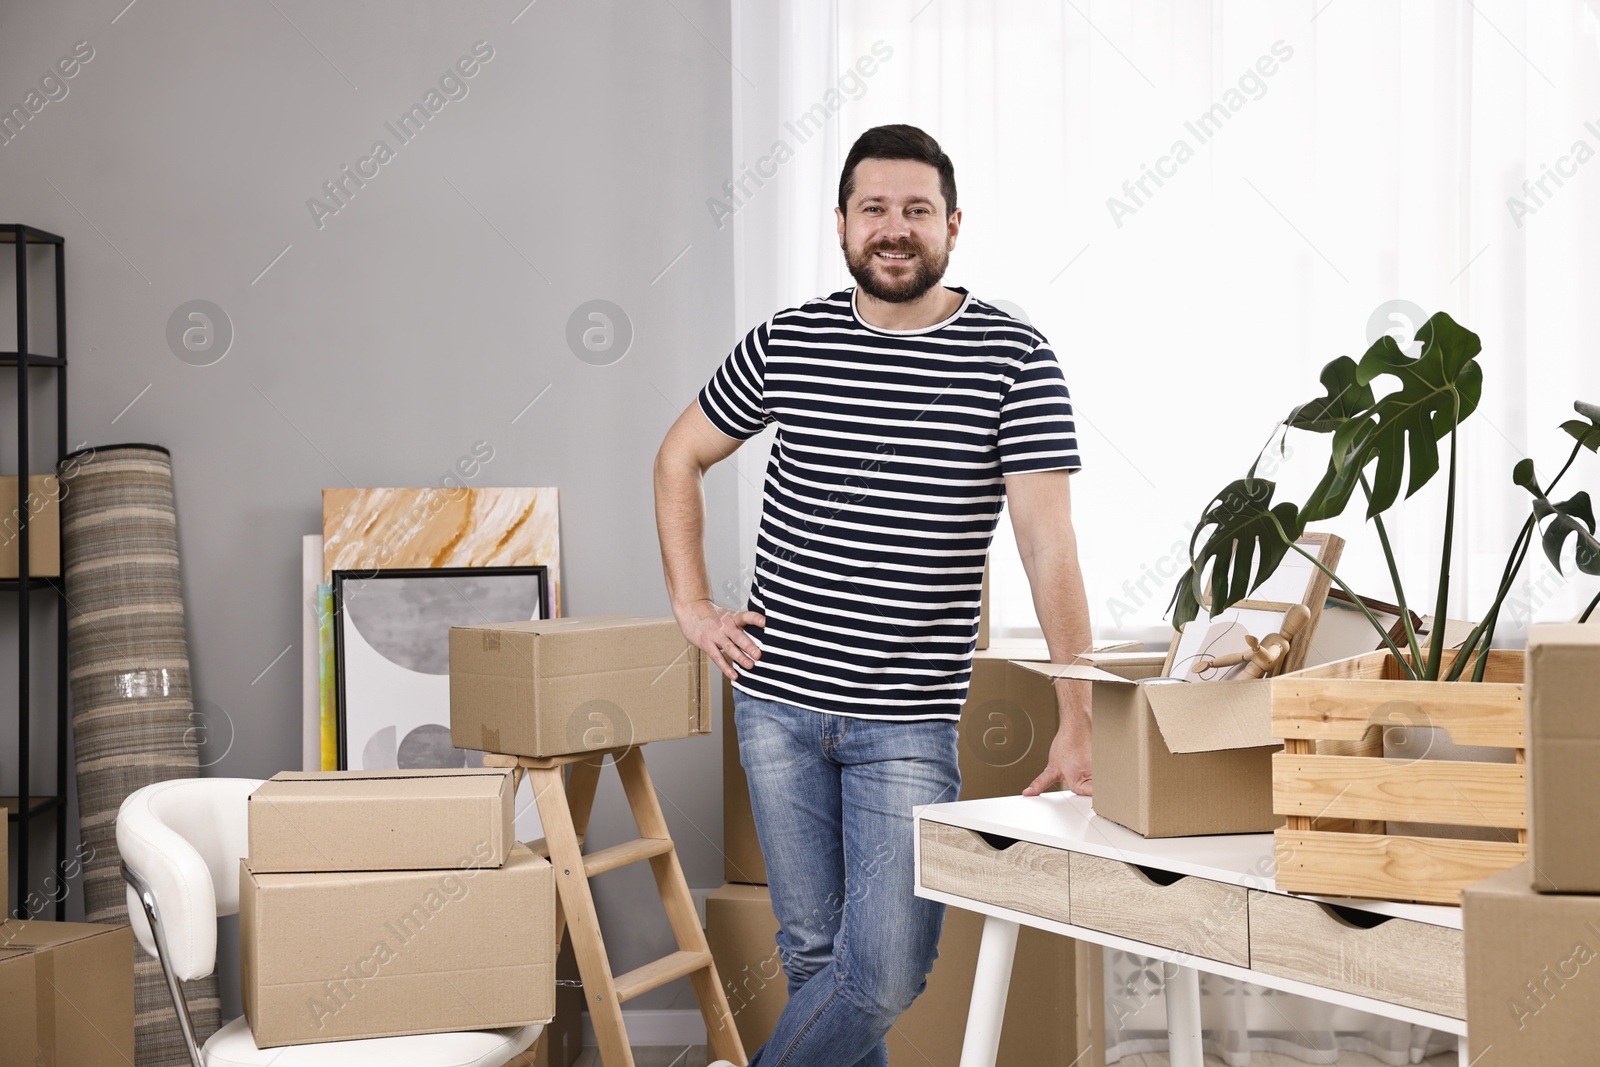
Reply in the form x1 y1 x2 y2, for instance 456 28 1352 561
580 1009 708 1048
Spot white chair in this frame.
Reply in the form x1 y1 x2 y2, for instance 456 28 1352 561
116 777 541 1067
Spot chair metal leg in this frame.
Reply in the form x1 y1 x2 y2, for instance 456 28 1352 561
122 863 206 1067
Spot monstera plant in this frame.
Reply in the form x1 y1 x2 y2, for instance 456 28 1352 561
1168 311 1600 682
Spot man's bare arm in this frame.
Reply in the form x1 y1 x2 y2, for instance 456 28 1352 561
1004 469 1095 795
654 401 767 680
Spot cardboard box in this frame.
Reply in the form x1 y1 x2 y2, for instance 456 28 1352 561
959 646 1065 795
240 844 555 1047
451 615 711 758
1527 624 1600 893
1023 653 1281 837
1464 863 1600 1065
893 905 1087 1067
0 948 34 1067
706 883 787 1050
705 881 1090 1066
0 919 135 1066
248 768 517 873
508 938 583 1067
0 475 60 579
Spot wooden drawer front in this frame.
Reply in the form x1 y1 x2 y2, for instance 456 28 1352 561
1248 890 1464 1018
1068 853 1249 966
918 819 1070 925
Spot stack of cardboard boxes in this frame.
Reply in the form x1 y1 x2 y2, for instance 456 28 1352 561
1464 624 1600 1064
449 614 724 1064
708 635 1110 1066
446 614 717 1064
0 821 133 1067
240 768 556 1048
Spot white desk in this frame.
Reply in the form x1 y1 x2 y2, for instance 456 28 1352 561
912 793 1467 1067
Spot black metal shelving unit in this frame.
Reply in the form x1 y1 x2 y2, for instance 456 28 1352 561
3 223 68 921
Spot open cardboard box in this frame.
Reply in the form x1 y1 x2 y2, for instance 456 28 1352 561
1018 652 1281 837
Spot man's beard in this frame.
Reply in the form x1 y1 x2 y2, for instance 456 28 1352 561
842 232 951 304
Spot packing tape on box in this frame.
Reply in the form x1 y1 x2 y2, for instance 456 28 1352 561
112 668 180 699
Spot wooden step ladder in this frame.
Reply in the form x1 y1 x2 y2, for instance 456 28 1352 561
483 745 747 1067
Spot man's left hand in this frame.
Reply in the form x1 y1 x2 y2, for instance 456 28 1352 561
1022 729 1092 797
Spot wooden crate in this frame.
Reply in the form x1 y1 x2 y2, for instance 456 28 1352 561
1269 648 1526 906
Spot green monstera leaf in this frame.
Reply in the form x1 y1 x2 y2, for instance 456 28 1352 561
1513 456 1540 493
1561 400 1600 452
1286 355 1376 433
1535 492 1600 576
1516 458 1600 576
1344 312 1483 518
1289 356 1379 523
1168 478 1304 629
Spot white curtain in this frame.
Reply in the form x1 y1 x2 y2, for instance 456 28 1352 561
728 0 1596 1061
731 0 1600 648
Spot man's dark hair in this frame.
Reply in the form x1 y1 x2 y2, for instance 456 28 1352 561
838 125 957 218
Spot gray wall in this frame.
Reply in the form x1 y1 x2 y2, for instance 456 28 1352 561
0 0 738 1019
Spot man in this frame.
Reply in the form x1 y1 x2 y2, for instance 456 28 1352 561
655 124 1092 1067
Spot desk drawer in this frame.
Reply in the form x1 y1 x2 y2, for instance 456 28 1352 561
918 819 1070 925
1248 890 1463 1018
1069 854 1249 966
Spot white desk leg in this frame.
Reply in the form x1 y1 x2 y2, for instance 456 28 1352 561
957 915 1020 1067
1458 1033 1470 1066
1165 963 1204 1067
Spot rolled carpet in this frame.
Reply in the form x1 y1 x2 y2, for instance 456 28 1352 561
60 444 219 1065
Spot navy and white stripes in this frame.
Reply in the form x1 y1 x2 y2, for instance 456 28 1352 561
699 287 1082 720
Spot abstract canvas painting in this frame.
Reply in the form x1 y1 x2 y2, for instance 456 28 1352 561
332 566 548 770
322 487 561 620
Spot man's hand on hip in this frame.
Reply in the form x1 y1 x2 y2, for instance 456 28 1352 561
675 599 766 681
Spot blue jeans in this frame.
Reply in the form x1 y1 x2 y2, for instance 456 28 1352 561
734 693 962 1067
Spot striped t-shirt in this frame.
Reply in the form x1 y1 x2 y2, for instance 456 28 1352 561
698 286 1082 721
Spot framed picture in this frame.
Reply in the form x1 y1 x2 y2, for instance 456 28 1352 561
322 487 561 619
331 565 549 770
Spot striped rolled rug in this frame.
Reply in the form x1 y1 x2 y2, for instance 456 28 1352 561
59 444 220 1065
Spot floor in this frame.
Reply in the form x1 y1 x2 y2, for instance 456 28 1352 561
1101 1054 1459 1066
568 1049 1461 1066
571 1049 707 1067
